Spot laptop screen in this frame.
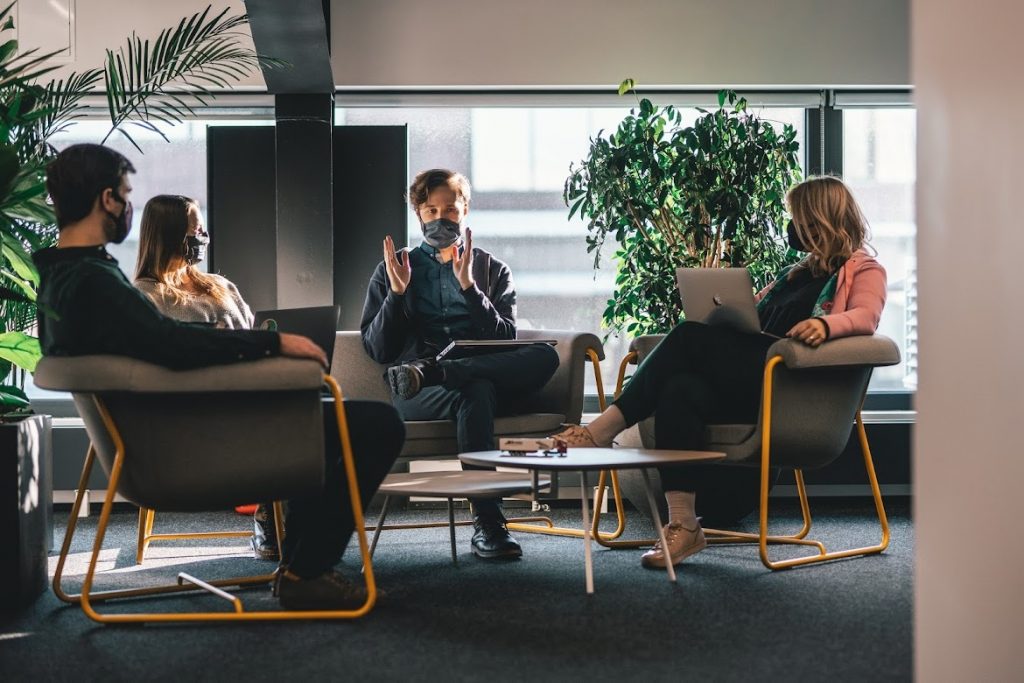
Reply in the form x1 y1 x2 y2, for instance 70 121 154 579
253 305 341 371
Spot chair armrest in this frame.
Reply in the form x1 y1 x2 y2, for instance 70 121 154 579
518 329 604 423
34 355 324 393
520 328 605 362
628 334 667 363
766 334 901 370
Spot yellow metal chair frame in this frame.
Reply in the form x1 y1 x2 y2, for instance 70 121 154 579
589 351 890 568
135 507 256 564
52 375 379 623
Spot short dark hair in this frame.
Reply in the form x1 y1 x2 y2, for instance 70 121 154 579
407 169 471 213
46 144 136 228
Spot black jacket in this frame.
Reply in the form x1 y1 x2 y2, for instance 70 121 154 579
359 246 516 364
33 245 279 370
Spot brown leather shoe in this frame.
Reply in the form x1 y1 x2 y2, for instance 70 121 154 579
276 569 369 611
640 522 707 568
551 424 602 448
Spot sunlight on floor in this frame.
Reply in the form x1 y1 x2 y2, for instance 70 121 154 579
47 544 254 577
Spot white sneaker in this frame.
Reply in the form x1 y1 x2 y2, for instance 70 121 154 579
640 522 706 568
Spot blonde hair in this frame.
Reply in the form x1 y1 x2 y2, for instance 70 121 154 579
134 195 232 306
786 176 871 277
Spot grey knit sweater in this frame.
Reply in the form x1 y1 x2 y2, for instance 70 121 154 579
135 275 255 329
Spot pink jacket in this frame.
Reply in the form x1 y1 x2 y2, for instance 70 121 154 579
755 249 887 340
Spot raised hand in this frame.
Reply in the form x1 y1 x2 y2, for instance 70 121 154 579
452 226 475 290
383 235 411 294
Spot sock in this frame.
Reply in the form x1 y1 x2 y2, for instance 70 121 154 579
665 490 698 529
585 405 627 446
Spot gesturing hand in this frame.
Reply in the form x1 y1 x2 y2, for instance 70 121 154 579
452 227 475 290
383 235 411 294
787 318 828 348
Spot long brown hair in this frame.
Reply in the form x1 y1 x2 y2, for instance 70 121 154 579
786 176 872 277
134 195 231 306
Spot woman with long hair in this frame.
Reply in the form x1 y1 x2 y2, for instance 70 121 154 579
134 194 252 328
553 176 887 569
134 194 277 560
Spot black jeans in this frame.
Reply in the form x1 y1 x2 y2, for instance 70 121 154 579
392 343 560 517
613 322 775 492
281 399 404 578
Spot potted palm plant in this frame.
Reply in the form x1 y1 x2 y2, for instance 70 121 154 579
0 2 278 609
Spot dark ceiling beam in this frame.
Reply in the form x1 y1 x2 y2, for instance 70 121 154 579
244 0 333 93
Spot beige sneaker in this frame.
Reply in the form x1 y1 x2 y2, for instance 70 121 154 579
551 424 601 448
640 522 707 568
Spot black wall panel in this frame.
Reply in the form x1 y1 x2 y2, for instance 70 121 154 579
333 125 409 329
206 126 278 313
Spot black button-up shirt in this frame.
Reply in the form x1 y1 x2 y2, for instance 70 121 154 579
33 245 279 370
407 242 475 352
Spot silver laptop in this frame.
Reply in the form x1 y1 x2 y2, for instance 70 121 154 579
675 267 765 335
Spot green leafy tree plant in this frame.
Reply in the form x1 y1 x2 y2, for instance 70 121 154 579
0 3 278 417
565 81 803 339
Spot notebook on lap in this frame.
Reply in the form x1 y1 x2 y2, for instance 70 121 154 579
435 338 558 361
254 305 341 371
675 267 771 336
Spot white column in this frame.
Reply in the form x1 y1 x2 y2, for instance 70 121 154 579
914 1 1024 679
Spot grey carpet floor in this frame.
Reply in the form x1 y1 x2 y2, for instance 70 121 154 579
0 497 912 682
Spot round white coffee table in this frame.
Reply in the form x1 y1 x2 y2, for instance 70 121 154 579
459 448 725 593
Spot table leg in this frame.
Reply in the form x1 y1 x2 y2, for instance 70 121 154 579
641 468 677 583
447 498 458 565
579 470 595 595
367 495 391 562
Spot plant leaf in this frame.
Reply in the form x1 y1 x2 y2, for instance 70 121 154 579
0 331 41 372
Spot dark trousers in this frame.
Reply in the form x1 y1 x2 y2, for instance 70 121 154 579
281 400 404 578
393 343 560 517
613 322 775 492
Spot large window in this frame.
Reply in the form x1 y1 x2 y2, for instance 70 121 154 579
28 98 914 401
843 108 917 390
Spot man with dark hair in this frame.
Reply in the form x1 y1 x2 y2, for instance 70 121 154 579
36 143 403 609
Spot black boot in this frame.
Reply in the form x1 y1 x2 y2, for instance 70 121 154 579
251 503 280 561
471 512 522 560
387 358 445 399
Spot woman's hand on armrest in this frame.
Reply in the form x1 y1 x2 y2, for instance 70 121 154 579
280 333 328 368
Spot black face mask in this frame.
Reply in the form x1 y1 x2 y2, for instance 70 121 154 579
184 234 209 265
421 218 462 249
104 191 133 244
786 220 810 252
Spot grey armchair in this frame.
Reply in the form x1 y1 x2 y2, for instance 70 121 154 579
331 329 626 541
599 333 901 569
35 355 378 623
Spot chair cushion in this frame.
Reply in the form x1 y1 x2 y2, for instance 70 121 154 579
399 413 566 457
34 355 323 393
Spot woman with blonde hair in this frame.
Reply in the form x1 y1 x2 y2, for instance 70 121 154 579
134 194 252 328
553 176 887 569
134 194 277 560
